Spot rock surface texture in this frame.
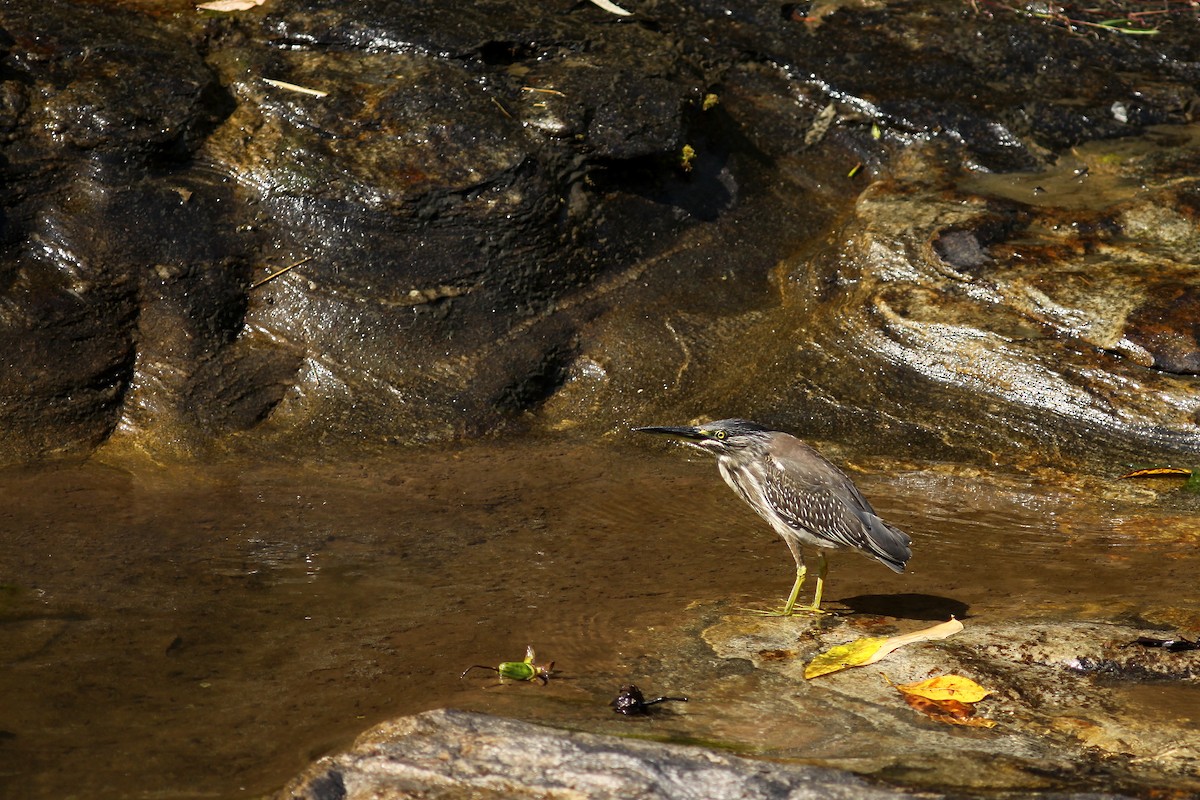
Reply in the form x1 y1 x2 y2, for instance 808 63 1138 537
2 0 1199 467
281 612 1199 800
281 708 930 800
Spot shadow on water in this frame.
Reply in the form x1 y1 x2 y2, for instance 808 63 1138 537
1 438 1198 798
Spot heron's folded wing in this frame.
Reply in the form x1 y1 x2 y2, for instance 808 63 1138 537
763 454 911 570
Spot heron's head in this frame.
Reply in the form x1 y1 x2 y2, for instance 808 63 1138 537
633 419 772 455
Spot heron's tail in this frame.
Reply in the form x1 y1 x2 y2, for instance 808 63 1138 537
866 517 912 573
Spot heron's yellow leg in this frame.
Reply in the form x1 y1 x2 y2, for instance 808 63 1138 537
742 563 805 616
778 552 830 615
808 550 828 610
781 563 806 615
744 559 829 616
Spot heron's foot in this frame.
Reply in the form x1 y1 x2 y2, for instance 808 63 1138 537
740 604 832 617
790 603 835 617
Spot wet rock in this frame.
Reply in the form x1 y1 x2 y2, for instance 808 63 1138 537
185 0 722 453
549 129 1200 471
526 8 1200 473
4 2 224 157
692 610 1200 797
776 131 1200 468
932 228 993 272
3 0 1200 465
278 610 1198 799
0 2 240 462
1124 285 1200 376
280 707 938 800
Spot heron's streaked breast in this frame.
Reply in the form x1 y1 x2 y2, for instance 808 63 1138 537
719 458 798 533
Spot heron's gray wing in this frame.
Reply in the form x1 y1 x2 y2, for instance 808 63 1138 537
762 447 912 571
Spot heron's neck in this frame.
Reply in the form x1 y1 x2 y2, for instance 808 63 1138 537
716 454 753 501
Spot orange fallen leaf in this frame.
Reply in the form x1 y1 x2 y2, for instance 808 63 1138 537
890 673 998 728
902 693 975 719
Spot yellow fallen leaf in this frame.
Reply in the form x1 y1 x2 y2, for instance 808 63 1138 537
804 637 887 679
804 618 964 680
895 674 993 704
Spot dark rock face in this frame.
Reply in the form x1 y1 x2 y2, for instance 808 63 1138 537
1125 285 1200 376
0 2 248 460
1 0 1199 467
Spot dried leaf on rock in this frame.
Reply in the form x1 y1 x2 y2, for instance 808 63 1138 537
804 618 964 679
804 102 837 147
891 673 998 728
895 674 993 704
1118 466 1200 493
802 0 887 30
804 636 887 679
901 693 975 719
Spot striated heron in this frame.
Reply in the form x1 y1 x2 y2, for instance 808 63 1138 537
634 419 912 615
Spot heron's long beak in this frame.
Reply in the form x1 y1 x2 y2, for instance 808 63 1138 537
632 425 705 440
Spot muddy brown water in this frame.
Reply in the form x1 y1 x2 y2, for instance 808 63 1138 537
1 437 1198 799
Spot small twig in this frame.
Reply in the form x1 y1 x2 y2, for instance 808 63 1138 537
586 0 632 15
250 256 314 290
521 86 566 97
663 319 691 389
262 78 329 98
490 96 513 118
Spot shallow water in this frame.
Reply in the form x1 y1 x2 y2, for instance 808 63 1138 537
1 438 1197 799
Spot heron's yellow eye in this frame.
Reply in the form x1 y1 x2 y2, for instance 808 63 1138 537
715 430 727 440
